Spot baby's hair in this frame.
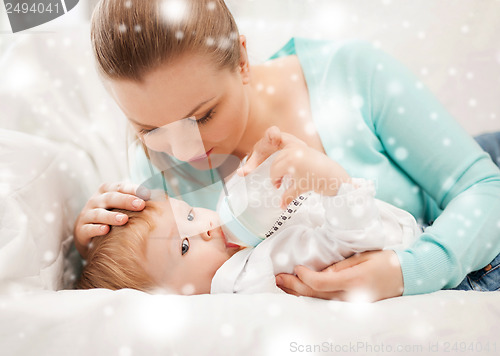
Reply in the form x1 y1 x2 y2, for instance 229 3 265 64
91 0 241 82
76 201 162 292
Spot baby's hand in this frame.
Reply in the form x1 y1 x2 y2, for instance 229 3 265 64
271 145 351 208
238 126 350 208
237 126 304 176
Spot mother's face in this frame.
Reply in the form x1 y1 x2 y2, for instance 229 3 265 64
108 51 250 169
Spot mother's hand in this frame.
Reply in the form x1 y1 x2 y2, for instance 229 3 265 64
73 182 150 259
275 250 404 302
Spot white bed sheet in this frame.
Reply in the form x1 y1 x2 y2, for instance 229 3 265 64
0 289 499 356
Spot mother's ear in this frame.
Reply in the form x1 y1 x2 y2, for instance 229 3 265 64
238 35 250 85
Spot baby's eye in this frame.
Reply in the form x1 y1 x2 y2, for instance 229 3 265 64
187 209 194 221
181 238 190 255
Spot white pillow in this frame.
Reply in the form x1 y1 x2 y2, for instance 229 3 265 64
0 26 131 292
0 129 100 291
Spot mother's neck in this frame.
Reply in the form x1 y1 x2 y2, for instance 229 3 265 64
236 55 298 157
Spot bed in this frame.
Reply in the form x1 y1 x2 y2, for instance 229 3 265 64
1 5 500 355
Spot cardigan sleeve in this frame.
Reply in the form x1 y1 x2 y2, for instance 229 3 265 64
349 42 500 295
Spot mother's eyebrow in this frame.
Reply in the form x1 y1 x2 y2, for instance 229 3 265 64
127 96 216 128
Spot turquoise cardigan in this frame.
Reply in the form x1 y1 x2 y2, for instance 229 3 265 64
131 38 500 295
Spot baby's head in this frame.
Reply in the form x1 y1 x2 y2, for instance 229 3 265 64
77 197 241 294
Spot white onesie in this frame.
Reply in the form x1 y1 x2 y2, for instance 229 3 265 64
211 179 421 294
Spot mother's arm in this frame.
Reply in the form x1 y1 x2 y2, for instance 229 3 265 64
278 42 500 300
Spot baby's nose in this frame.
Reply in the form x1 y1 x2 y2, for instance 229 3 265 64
200 229 213 241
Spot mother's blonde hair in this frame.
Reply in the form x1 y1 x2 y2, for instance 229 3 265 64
91 0 241 82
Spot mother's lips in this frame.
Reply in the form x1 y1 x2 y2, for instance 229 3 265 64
188 148 214 162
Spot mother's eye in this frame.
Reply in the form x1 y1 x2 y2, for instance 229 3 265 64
188 108 216 127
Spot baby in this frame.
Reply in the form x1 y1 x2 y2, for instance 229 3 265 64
77 128 421 294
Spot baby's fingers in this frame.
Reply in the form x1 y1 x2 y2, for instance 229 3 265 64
238 126 283 176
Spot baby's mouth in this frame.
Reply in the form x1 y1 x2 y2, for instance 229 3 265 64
220 227 241 249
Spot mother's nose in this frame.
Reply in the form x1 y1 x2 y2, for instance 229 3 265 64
171 140 207 162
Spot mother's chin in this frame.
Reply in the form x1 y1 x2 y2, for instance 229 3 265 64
186 152 242 175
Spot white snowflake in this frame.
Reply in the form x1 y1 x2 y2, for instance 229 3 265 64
44 212 55 223
329 147 344 160
160 0 188 24
267 304 282 317
43 250 54 262
119 346 133 356
372 40 382 49
442 177 455 191
350 205 365 218
351 95 364 109
217 37 232 50
174 30 184 40
394 147 408 161
205 37 215 47
266 86 276 95
275 252 289 266
220 323 234 337
207 1 216 11
393 197 404 207
181 283 195 295
103 306 114 316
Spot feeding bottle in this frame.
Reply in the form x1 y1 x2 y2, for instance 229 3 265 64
217 153 289 247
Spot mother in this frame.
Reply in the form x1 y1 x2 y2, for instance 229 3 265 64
74 0 500 301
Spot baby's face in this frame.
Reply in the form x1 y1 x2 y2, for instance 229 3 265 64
141 197 241 295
